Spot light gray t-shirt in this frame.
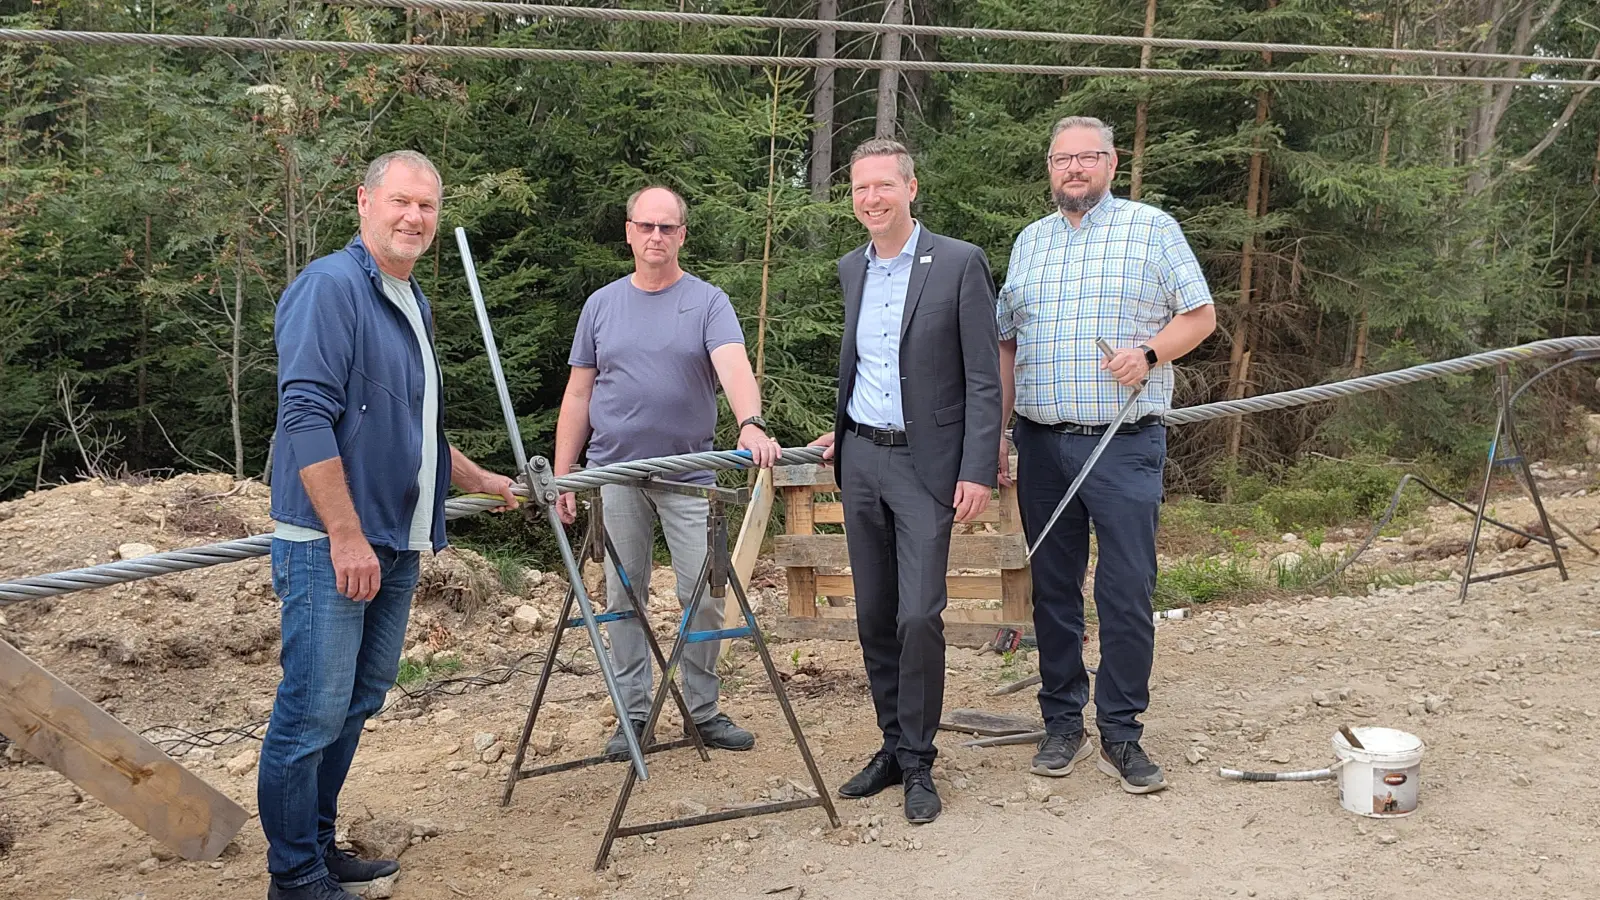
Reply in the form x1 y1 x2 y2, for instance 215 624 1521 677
273 270 440 551
568 273 745 484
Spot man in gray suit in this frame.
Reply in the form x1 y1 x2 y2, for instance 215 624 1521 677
810 139 1001 824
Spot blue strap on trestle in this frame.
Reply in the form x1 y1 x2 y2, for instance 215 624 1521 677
684 626 752 644
566 610 635 629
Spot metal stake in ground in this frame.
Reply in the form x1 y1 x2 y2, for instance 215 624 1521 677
456 227 650 781
1025 338 1148 560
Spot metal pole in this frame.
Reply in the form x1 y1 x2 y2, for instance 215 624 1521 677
455 227 649 780
455 227 530 476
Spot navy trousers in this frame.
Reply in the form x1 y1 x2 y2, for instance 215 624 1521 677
1013 417 1164 743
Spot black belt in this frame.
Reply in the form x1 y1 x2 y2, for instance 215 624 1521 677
848 421 909 446
1029 414 1163 436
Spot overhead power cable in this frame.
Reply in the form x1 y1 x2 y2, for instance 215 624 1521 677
338 0 1600 71
0 29 1596 88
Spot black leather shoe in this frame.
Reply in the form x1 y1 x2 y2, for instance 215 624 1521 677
837 750 902 799
902 765 941 824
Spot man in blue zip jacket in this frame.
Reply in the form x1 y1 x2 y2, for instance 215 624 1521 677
261 150 518 900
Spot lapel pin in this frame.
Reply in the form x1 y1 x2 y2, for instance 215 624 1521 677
919 255 933 264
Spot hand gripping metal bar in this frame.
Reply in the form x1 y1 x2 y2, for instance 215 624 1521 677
456 228 650 781
1026 339 1149 560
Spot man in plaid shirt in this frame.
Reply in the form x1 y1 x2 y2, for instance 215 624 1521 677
997 116 1216 794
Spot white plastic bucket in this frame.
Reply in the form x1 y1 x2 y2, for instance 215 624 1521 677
1332 726 1425 818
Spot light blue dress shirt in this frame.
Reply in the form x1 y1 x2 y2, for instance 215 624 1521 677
847 221 922 430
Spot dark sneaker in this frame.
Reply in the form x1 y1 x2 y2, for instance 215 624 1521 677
605 719 648 756
1030 729 1093 777
325 846 398 888
687 713 755 751
267 875 358 900
902 765 941 824
837 750 902 799
1097 740 1168 794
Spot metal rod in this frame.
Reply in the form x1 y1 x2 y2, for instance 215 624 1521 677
515 739 697 781
613 797 829 838
1466 561 1561 584
455 227 528 476
500 577 577 806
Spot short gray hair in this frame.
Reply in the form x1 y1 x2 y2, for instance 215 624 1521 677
626 185 689 224
1050 116 1115 151
363 150 442 196
850 138 916 183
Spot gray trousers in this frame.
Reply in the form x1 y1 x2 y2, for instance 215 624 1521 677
840 429 955 769
599 483 721 725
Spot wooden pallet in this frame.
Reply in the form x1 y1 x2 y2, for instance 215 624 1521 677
770 461 1032 648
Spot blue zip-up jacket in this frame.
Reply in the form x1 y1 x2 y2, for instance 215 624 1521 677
269 234 452 553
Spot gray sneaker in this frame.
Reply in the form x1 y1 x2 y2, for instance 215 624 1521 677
686 713 754 751
1097 740 1168 794
1030 729 1093 777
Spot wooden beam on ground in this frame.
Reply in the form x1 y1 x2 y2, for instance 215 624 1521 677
0 637 249 861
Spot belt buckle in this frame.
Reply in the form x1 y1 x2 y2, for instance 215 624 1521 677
872 427 893 445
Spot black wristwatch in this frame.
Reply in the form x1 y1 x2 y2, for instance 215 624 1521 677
1139 344 1158 366
739 415 769 433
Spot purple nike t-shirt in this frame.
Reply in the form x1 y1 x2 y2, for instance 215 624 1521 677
569 272 746 484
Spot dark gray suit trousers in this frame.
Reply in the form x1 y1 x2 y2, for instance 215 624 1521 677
840 428 954 769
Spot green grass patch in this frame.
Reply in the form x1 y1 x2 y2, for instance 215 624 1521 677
1270 548 1430 596
1153 555 1262 610
395 655 464 689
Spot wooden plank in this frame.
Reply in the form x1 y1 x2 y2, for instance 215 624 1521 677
0 638 248 861
726 468 775 631
769 615 1020 649
797 603 1005 625
781 482 819 617
813 573 1003 601
811 501 998 525
773 463 837 490
774 533 1028 569
1000 567 1032 622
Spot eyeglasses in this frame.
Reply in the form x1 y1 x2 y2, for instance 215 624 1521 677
1047 151 1111 171
630 220 683 236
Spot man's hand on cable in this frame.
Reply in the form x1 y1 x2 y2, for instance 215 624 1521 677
953 481 990 523
738 422 782 468
467 471 520 512
1102 347 1151 387
808 431 836 463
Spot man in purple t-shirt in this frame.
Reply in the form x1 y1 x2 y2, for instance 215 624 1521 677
554 185 781 754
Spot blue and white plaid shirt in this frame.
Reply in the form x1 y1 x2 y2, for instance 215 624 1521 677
997 196 1213 425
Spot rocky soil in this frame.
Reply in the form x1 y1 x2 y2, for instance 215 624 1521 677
2 467 1598 900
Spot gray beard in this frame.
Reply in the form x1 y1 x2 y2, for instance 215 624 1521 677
1055 185 1106 214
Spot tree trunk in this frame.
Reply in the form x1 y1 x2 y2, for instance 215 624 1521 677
810 0 837 200
1224 88 1272 460
756 70 783 385
283 139 299 284
231 248 246 479
1128 0 1158 201
875 0 904 138
1223 0 1277 462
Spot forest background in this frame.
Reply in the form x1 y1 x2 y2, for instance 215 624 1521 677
4 0 1599 560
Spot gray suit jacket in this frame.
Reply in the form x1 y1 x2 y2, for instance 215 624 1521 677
832 225 1003 505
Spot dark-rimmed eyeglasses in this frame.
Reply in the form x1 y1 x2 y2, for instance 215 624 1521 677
1048 151 1111 171
630 220 683 236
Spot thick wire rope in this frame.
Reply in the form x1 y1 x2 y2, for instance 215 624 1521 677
0 29 1596 88
339 0 1600 71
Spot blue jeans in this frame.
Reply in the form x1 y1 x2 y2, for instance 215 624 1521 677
1014 418 1164 743
258 538 419 889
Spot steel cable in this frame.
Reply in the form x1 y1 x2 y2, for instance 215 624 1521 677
0 29 1596 88
338 0 1600 71
2 338 1597 605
